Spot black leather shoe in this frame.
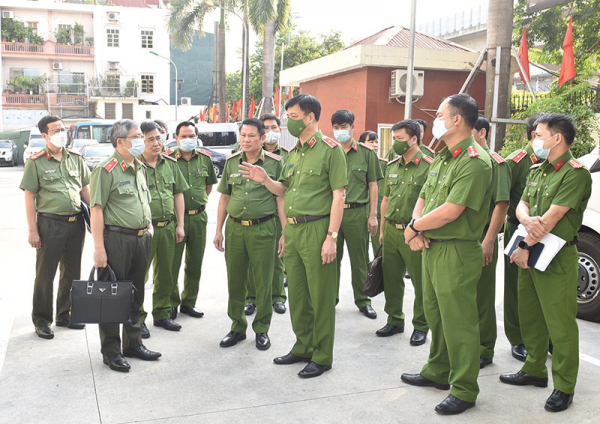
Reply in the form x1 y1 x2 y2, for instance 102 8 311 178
256 333 271 350
153 318 182 331
140 322 150 339
410 330 427 346
549 342 553 355
244 303 256 315
360 305 377 319
499 370 548 387
170 307 178 320
405 270 411 279
35 326 54 339
545 389 574 412
123 345 162 361
480 357 493 369
220 331 246 347
273 352 311 365
273 301 286 314
180 305 204 318
55 320 85 329
435 394 475 415
298 362 332 378
283 277 288 287
376 323 404 337
103 353 130 372
401 373 450 390
511 344 527 362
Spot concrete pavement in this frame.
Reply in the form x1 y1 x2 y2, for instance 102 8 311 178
1 165 599 424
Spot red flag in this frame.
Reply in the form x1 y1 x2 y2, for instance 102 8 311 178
199 107 204 122
237 99 242 121
249 97 256 118
225 102 230 123
559 17 576 87
288 87 293 101
274 86 281 117
518 27 530 85
209 105 216 123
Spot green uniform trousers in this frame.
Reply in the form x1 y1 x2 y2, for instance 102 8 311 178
32 215 85 327
421 240 482 403
370 210 381 256
503 221 523 345
225 217 276 333
172 211 207 308
519 245 579 394
285 217 337 366
246 216 287 304
98 230 152 356
140 221 176 322
335 206 371 309
477 234 498 359
382 224 427 330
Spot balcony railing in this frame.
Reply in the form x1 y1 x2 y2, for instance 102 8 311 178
54 44 94 56
2 94 47 108
89 86 138 98
1 42 44 53
56 94 88 106
1 41 93 57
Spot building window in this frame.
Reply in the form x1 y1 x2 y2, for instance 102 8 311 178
26 22 38 35
146 111 152 119
141 75 154 93
141 30 153 49
105 103 116 120
123 103 133 119
107 29 119 47
106 74 121 94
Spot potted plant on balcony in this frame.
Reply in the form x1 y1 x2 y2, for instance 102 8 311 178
7 75 30 94
124 79 138 97
54 28 72 45
85 37 94 46
1 17 43 44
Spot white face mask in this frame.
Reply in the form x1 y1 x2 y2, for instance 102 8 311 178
49 131 67 148
264 131 280 145
432 116 455 140
334 129 351 143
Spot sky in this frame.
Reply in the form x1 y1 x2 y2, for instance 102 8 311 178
200 0 491 73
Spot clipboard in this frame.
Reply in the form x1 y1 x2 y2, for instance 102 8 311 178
504 224 566 272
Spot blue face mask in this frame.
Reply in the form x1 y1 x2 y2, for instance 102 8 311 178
127 137 145 158
334 129 351 143
179 137 198 152
532 134 558 159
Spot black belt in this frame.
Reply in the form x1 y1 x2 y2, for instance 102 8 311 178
152 216 175 227
506 216 520 226
387 220 408 230
429 238 457 243
105 225 148 237
287 214 329 225
230 213 275 227
566 238 578 247
344 202 367 209
38 212 80 223
186 206 206 215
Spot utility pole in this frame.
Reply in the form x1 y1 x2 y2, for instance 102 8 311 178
404 0 417 120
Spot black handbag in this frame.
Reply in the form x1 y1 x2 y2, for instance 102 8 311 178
71 265 136 324
364 245 384 297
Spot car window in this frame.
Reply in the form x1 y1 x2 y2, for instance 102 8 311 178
76 125 91 140
92 126 112 144
199 131 237 147
30 140 46 147
82 145 114 157
0 141 11 148
74 140 97 148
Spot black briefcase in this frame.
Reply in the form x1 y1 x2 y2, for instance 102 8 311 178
364 245 384 297
71 265 136 324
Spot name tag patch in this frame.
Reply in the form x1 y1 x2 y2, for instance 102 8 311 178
230 173 241 178
44 169 56 174
389 174 398 178
119 180 131 186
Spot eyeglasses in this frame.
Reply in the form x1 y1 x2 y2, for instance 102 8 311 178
124 136 145 141
48 128 67 135
178 135 198 140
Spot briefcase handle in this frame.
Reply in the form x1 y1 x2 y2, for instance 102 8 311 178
374 245 382 259
88 264 118 283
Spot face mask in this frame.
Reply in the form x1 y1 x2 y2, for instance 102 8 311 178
264 131 280 145
127 137 145 157
393 140 410 155
432 116 455 140
334 129 351 143
179 138 198 152
532 134 558 159
160 133 167 143
49 131 67 148
287 116 307 137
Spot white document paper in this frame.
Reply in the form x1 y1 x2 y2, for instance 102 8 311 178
504 224 567 272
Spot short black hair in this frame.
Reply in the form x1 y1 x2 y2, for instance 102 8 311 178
240 118 265 137
474 115 490 140
331 109 355 126
391 120 421 144
176 121 198 136
154 119 167 132
358 131 378 144
141 121 160 134
526 113 543 141
285 94 321 122
414 119 428 132
260 113 280 127
535 113 576 145
444 93 479 129
38 115 63 135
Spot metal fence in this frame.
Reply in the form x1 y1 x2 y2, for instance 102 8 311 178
511 87 600 114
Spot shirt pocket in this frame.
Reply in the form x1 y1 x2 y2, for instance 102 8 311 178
300 166 323 189
162 172 175 190
230 175 244 190
350 164 367 183
117 185 137 196
192 168 208 187
41 172 63 191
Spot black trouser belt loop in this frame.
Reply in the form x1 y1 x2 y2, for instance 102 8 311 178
230 213 276 227
287 214 330 225
344 202 368 209
387 220 408 230
429 238 458 243
506 216 520 226
152 216 175 227
186 205 206 215
566 238 578 247
38 212 80 223
105 225 148 237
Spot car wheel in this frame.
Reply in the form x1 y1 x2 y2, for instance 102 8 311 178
9 158 15 167
214 164 222 177
577 231 600 322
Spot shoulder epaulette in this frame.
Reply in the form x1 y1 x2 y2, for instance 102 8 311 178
226 151 242 160
387 157 400 166
31 150 46 160
103 158 118 172
164 149 174 156
568 160 585 169
359 142 374 151
162 152 177 162
280 146 290 153
423 145 436 155
490 152 506 164
510 149 527 163
467 146 479 158
530 163 542 170
197 148 212 157
378 157 389 163
423 155 434 164
66 149 81 156
322 136 338 148
265 151 283 161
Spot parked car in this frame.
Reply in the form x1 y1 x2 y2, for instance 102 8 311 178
164 140 226 177
70 139 98 154
68 121 115 147
81 144 115 171
0 140 19 167
196 122 239 154
23 138 47 164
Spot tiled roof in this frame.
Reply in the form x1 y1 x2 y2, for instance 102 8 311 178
348 26 470 52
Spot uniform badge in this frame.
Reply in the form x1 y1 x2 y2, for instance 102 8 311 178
44 169 56 174
554 160 564 171
451 146 462 158
230 173 241 178
119 181 131 186
389 174 398 178
467 146 479 158
120 161 128 171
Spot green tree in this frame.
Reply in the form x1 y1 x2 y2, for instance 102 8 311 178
1 18 43 44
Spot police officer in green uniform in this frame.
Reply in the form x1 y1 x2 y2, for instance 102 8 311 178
244 113 288 316
139 121 189 336
214 118 284 350
331 109 381 318
385 119 435 162
90 119 161 372
472 116 511 369
501 113 592 413
240 94 348 378
379 120 432 345
503 114 542 362
401 94 493 415
168 122 218 320
21 115 90 339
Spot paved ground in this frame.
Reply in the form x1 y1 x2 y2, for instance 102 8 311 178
1 165 599 424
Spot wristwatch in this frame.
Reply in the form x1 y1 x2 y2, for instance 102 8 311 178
518 240 532 251
409 219 419 233
327 231 338 239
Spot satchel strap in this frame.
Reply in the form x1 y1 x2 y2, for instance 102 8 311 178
88 264 117 283
375 244 382 259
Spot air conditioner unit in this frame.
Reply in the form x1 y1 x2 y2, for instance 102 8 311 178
108 61 119 70
390 70 425 98
53 62 63 71
107 12 120 22
181 97 191 106
2 11 14 19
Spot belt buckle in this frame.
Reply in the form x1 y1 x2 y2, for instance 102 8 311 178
68 216 77 222
343 204 350 209
287 217 298 224
137 229 146 236
241 219 251 226
396 224 405 230
157 221 167 227
189 210 196 215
